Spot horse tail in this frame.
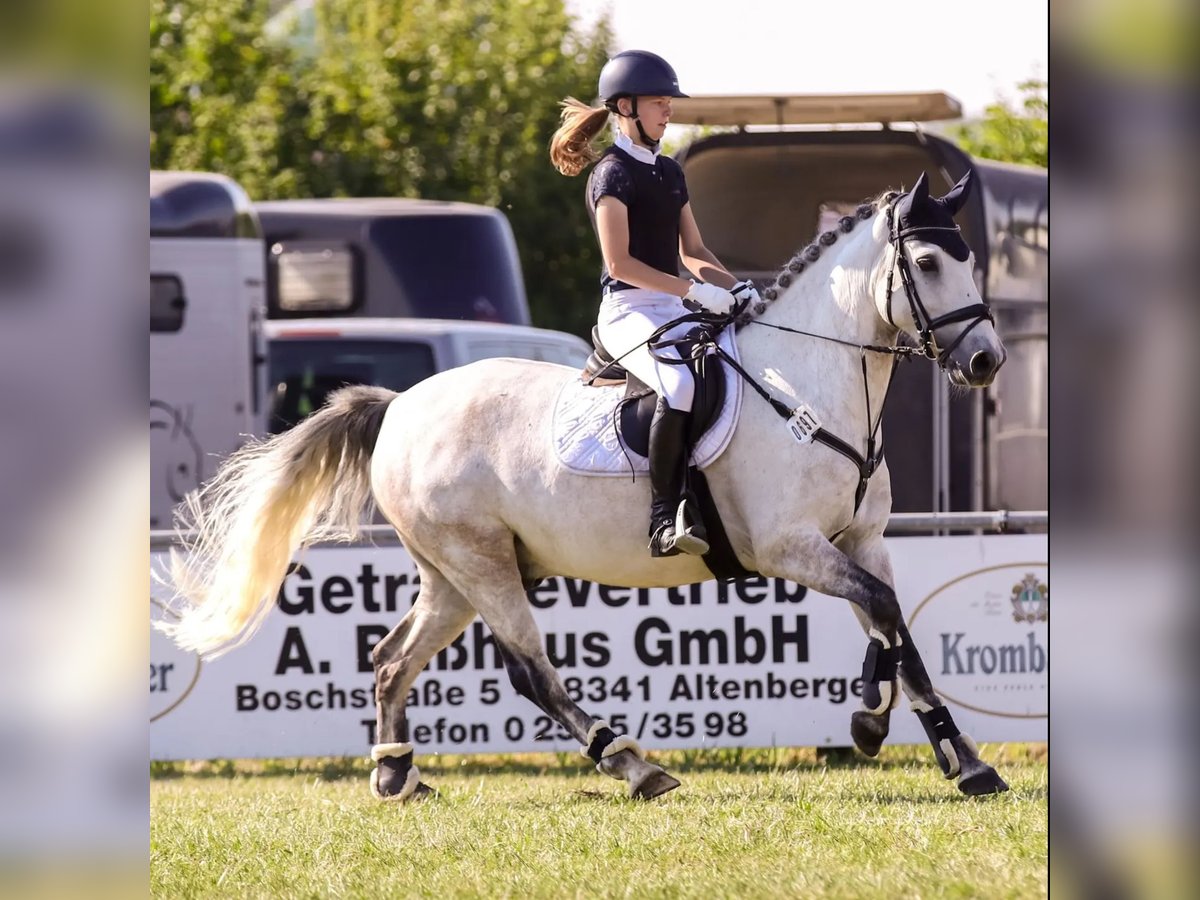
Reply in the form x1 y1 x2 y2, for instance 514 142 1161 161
158 384 396 659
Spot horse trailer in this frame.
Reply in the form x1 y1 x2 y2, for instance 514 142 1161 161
150 171 269 529
253 198 532 326
670 93 1047 514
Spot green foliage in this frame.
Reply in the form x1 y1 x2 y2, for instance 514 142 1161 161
152 745 1048 898
950 79 1048 169
150 0 613 336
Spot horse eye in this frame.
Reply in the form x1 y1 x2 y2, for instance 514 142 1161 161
916 256 939 273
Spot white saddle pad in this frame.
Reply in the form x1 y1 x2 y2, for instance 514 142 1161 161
551 329 743 476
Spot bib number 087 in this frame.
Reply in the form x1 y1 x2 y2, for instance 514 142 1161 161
787 404 821 444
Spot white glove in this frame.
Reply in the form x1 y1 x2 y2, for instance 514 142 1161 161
683 280 736 315
731 280 762 310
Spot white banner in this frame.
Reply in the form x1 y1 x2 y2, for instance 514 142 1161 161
151 534 1046 759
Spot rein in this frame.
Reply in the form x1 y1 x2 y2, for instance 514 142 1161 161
643 200 992 520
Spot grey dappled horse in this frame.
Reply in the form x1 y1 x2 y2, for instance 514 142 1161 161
161 172 1009 801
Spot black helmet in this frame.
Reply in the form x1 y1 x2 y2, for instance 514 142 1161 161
598 50 689 103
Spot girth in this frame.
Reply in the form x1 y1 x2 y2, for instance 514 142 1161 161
581 325 725 457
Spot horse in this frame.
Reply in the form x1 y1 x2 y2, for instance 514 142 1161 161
160 170 1010 802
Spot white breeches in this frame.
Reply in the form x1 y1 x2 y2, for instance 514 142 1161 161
597 289 695 413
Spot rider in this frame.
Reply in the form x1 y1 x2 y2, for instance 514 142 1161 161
550 50 761 558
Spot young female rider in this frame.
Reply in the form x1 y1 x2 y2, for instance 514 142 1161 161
550 49 761 558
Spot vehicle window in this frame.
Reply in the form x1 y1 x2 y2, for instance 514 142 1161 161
150 275 185 333
270 242 357 313
267 339 436 433
369 216 528 324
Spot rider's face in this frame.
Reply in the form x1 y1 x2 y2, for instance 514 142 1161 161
619 95 672 144
636 96 673 140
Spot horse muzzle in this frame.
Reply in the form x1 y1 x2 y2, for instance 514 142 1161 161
948 348 1005 388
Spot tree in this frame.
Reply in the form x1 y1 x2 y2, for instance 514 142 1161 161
150 0 299 198
150 0 612 336
949 79 1047 169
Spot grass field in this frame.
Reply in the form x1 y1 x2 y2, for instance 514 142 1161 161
151 743 1047 899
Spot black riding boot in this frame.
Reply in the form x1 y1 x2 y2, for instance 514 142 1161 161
647 398 709 557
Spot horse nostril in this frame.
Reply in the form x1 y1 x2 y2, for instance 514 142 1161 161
969 350 997 379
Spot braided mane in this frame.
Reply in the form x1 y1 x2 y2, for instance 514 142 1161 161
734 190 901 328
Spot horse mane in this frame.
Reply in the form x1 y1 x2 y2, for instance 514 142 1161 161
735 189 902 328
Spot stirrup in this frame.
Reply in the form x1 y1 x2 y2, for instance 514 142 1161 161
672 497 709 555
650 499 709 558
649 519 681 557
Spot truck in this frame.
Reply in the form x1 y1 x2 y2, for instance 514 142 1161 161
253 198 531 325
265 318 590 433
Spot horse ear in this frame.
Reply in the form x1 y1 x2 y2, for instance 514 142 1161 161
937 170 975 216
909 171 930 206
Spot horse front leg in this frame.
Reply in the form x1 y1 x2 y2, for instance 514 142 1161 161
766 529 906 727
842 535 1009 795
895 619 1009 795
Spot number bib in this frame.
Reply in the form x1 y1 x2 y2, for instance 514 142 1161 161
786 404 822 444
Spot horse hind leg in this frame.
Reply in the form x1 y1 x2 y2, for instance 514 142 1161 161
433 528 681 800
491 625 681 800
369 566 477 801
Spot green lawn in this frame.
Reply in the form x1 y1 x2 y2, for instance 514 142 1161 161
151 744 1047 899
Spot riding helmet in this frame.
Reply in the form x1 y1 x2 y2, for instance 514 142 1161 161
598 50 689 103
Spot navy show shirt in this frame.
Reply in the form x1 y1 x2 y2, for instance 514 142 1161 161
586 143 689 291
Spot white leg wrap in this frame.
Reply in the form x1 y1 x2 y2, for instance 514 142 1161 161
867 627 902 648
369 763 421 802
580 720 610 754
940 740 960 777
911 698 962 777
862 681 898 714
602 735 645 761
863 628 901 714
579 719 646 764
370 742 414 763
914 697 976 770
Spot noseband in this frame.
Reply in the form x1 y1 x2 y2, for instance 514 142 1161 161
884 204 994 367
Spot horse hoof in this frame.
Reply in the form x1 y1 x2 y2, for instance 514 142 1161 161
630 767 681 801
957 766 1009 796
410 781 439 800
371 766 438 802
850 710 889 757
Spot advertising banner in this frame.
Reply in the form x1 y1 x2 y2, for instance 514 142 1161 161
151 533 1046 759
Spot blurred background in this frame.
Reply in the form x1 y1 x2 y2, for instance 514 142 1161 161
1048 1 1199 898
4 0 1196 896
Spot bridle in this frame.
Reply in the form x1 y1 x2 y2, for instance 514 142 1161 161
883 204 994 367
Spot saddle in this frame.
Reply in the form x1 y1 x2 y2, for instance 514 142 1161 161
581 324 726 458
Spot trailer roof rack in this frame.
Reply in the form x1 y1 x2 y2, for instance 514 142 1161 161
670 91 962 127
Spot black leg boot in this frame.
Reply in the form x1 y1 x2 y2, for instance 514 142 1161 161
647 398 710 558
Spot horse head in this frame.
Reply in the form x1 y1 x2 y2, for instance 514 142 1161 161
870 171 1006 387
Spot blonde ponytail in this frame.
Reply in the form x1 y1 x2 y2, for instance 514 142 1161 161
549 97 611 176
